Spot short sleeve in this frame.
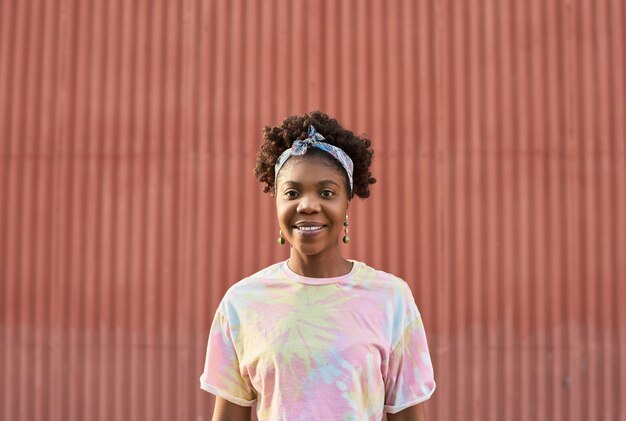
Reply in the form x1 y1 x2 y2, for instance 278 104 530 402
384 315 436 414
199 309 257 406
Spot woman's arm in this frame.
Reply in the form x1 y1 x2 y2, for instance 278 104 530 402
211 397 252 421
386 402 427 421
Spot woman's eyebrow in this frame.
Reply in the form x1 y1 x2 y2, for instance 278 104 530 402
281 180 340 186
317 179 340 186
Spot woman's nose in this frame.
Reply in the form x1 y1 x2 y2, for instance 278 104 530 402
296 194 321 213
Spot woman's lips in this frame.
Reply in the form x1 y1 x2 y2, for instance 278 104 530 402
293 225 326 238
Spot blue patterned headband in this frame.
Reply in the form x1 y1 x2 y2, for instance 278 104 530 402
274 125 354 195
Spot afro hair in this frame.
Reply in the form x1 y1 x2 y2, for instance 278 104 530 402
254 111 376 199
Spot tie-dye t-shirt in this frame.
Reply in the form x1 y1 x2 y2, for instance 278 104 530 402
200 259 436 420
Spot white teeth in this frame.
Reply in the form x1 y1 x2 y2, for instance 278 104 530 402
298 226 323 231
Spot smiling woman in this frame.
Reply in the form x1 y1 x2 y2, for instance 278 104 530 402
200 111 436 420
275 153 350 268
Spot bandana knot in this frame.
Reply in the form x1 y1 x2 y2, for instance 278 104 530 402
274 125 354 195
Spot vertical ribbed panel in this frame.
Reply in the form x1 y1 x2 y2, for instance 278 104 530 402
0 0 624 420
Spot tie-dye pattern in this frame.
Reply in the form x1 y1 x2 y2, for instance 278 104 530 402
200 260 436 420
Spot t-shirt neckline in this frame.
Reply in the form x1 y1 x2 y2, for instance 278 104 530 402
281 259 362 285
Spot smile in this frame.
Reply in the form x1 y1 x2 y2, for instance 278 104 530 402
292 223 328 238
295 225 325 232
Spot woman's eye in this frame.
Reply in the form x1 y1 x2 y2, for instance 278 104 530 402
320 190 334 198
285 190 299 198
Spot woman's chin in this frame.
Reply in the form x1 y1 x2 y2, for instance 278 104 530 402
290 242 341 258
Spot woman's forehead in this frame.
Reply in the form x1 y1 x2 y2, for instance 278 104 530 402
277 155 346 184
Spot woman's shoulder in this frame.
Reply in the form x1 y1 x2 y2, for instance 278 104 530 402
216 261 286 315
222 260 289 296
354 260 408 284
225 261 284 291
347 261 423 335
352 260 415 296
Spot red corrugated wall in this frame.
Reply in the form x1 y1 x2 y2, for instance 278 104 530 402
1 0 625 420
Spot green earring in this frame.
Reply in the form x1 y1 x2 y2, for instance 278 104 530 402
278 229 285 245
342 215 350 244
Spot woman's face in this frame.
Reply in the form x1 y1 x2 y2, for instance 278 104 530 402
275 154 350 258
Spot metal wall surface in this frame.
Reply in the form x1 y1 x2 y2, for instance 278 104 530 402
1 0 624 420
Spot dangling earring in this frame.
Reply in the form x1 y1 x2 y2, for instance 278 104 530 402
277 229 285 245
342 215 350 244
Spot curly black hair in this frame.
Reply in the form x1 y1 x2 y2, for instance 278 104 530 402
254 111 376 199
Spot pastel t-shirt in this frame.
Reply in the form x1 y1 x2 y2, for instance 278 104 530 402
199 260 436 420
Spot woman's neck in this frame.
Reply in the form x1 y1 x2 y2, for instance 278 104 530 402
287 251 352 278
